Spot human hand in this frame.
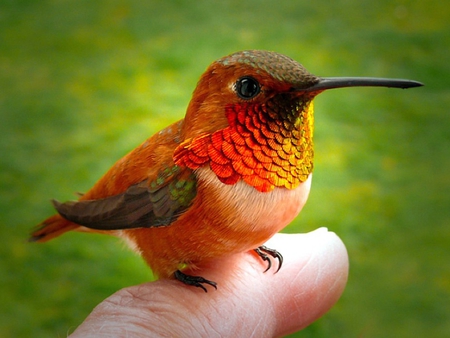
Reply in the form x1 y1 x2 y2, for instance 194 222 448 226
70 228 348 337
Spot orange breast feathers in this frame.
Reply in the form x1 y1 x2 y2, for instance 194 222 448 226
173 101 314 192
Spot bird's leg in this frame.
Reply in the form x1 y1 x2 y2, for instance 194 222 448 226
174 270 217 293
254 245 283 273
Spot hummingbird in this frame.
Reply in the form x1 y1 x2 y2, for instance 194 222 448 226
31 50 422 292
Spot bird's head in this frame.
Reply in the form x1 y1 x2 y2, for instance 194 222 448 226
181 50 421 138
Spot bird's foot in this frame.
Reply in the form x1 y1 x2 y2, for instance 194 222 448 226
254 245 283 273
174 270 217 292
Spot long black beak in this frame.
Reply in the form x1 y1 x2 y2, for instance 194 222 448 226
305 77 423 92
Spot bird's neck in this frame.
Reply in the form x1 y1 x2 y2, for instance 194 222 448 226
174 98 314 192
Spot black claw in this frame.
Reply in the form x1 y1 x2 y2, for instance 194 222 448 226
254 247 272 272
254 245 283 273
174 270 217 292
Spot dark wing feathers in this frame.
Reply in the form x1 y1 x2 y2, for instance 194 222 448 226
53 168 197 230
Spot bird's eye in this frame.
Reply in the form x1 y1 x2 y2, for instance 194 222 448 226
236 76 260 99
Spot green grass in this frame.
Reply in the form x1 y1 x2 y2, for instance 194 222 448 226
1 0 449 337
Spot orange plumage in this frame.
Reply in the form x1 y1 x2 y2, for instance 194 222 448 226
31 50 422 290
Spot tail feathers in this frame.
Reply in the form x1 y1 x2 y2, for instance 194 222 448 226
30 214 79 242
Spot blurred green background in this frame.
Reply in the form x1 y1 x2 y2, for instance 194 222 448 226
1 0 449 337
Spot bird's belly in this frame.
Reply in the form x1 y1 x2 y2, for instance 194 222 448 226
188 168 312 255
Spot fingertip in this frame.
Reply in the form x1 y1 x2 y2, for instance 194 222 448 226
265 229 349 336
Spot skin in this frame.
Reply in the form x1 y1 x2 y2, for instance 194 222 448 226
69 229 348 337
